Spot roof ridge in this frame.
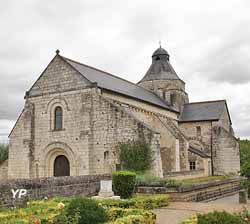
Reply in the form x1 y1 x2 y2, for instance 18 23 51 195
185 99 226 105
61 55 173 108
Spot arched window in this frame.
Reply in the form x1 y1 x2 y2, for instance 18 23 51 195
54 106 63 130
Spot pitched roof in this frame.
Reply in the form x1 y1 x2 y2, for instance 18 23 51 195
179 100 232 124
60 56 177 112
188 146 210 158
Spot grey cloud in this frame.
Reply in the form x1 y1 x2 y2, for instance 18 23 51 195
0 0 250 138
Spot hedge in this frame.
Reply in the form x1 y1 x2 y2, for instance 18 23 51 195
97 195 170 210
112 171 136 198
106 208 156 224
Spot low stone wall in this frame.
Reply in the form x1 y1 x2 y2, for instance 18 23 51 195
164 169 205 180
137 177 241 202
0 174 110 208
0 160 8 180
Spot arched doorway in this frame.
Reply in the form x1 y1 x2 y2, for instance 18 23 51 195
54 155 70 177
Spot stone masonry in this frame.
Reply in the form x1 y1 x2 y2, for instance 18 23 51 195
6 46 240 179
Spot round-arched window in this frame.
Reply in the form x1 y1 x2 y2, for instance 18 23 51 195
54 106 63 130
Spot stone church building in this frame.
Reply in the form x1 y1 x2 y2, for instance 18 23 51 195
6 46 240 179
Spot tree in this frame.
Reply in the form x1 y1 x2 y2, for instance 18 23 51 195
119 139 153 173
0 144 8 162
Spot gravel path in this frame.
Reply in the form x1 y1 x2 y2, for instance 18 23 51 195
155 194 250 224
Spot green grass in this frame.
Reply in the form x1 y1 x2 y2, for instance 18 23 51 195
180 175 231 185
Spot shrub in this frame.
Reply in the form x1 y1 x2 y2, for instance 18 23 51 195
180 216 197 224
0 144 8 162
119 139 153 172
96 195 169 210
107 208 156 223
55 198 108 224
107 214 155 224
197 211 245 224
112 171 136 199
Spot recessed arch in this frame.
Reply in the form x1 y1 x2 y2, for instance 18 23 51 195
41 142 78 177
45 96 70 114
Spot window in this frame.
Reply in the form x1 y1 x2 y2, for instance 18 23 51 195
170 93 176 105
54 106 63 130
163 91 166 100
196 126 201 137
104 151 109 160
189 161 196 170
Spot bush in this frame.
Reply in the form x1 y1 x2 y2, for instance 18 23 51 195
0 144 8 162
112 171 136 199
96 195 169 210
55 198 108 224
119 139 153 172
197 211 246 224
107 214 155 224
107 208 156 223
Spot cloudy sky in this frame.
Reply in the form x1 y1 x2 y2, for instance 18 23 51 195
0 0 250 140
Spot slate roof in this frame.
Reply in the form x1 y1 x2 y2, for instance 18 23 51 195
179 100 231 124
138 47 184 83
152 47 169 57
61 56 177 112
188 146 210 158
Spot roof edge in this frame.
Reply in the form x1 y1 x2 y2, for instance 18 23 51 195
179 119 219 123
184 99 226 105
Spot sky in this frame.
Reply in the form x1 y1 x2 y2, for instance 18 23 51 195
0 0 250 141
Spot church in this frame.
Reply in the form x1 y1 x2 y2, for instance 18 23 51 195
7 46 240 179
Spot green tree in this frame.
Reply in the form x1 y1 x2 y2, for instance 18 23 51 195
0 144 8 162
119 139 153 172
240 139 250 166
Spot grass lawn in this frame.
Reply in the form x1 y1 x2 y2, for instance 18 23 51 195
179 175 232 185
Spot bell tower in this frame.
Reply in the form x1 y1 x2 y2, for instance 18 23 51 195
138 46 189 112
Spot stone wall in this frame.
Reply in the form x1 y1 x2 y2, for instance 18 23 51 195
179 121 212 155
138 79 189 113
107 96 190 173
137 177 241 202
212 127 240 175
179 104 240 175
9 55 163 179
0 174 110 208
0 160 8 180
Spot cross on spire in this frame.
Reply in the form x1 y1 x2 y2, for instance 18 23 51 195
159 40 162 48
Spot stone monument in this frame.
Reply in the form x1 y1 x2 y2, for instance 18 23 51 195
93 180 120 199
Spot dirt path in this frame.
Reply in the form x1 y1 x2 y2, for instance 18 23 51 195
155 194 250 224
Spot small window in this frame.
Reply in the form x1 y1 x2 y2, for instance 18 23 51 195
104 151 109 160
170 93 176 105
54 106 63 130
189 161 196 170
196 126 201 137
163 91 166 100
